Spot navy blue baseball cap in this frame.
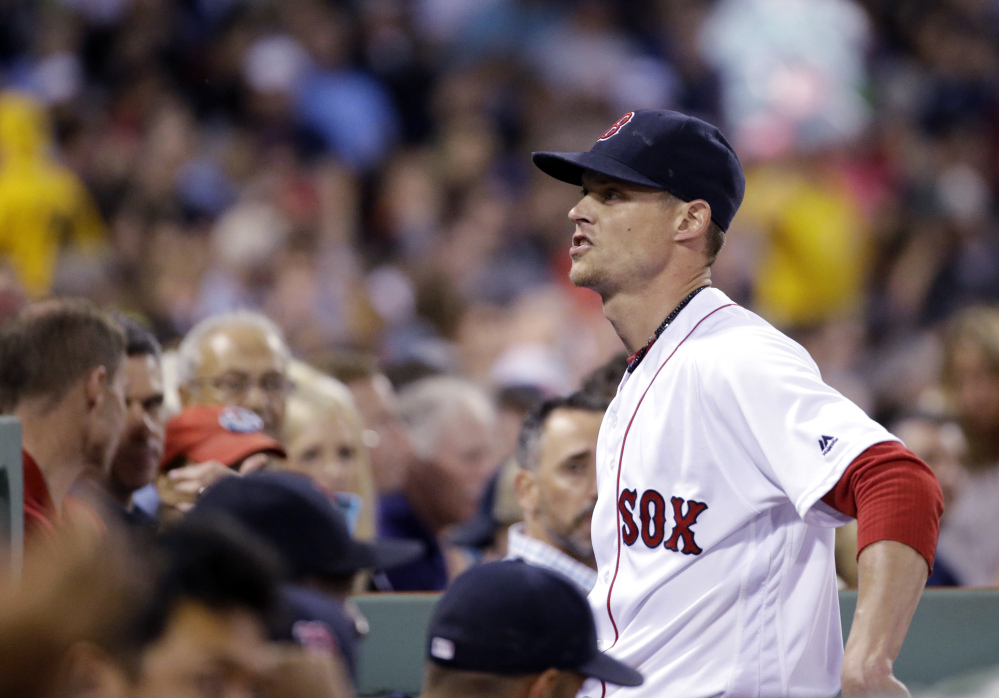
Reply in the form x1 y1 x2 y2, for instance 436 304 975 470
533 109 746 231
278 584 361 682
426 560 643 687
191 471 424 580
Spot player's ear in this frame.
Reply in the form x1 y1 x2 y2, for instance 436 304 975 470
514 467 539 516
526 668 586 698
674 200 711 243
526 668 559 698
83 365 108 412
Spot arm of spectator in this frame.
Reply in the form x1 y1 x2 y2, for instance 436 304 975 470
259 644 356 698
157 460 238 514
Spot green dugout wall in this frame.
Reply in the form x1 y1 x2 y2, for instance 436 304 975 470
0 416 22 579
354 589 999 697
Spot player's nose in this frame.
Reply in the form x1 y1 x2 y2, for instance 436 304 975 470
569 196 594 226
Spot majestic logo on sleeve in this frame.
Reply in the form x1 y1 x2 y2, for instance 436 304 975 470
618 489 708 555
818 435 838 456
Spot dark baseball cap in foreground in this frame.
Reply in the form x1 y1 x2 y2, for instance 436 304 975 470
426 560 643 687
191 471 424 579
532 109 746 231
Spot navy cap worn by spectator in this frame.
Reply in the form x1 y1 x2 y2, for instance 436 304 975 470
426 560 643 687
192 471 424 580
278 584 362 682
532 109 746 231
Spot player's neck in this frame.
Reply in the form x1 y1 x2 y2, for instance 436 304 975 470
604 269 712 353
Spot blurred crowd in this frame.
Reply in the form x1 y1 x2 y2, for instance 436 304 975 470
2 0 999 696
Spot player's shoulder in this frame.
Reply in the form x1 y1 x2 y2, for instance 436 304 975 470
690 303 807 356
686 304 817 380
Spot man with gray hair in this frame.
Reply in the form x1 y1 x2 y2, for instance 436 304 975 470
379 375 497 591
510 391 607 595
176 310 293 438
159 310 294 514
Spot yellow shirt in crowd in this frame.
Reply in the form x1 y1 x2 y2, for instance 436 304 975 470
739 163 869 329
0 92 104 297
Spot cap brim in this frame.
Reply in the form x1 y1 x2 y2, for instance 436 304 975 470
577 651 644 688
187 432 286 469
532 151 663 190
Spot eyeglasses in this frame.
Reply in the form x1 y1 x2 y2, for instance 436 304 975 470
194 372 295 401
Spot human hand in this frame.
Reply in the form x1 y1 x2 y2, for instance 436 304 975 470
841 657 910 698
238 451 270 474
157 460 237 513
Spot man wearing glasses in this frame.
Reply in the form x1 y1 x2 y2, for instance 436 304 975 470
176 310 294 438
155 311 295 514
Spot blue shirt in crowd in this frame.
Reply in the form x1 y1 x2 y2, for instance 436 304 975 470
377 493 448 592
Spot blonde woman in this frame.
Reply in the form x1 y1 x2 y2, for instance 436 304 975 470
282 360 378 541
935 306 999 586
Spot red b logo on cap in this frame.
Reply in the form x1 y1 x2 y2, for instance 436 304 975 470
598 112 634 141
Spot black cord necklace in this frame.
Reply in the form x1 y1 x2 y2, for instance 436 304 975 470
626 286 709 373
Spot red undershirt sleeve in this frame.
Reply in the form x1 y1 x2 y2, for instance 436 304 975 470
820 440 943 572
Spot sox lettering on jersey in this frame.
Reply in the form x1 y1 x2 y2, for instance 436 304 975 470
617 489 708 555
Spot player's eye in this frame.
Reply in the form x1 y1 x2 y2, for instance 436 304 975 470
603 189 620 201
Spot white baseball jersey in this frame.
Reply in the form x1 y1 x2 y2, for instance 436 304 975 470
585 287 897 698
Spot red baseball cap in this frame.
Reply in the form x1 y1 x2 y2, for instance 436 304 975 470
160 405 286 471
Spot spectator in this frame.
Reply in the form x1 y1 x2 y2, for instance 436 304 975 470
323 351 413 496
283 360 379 540
0 91 104 297
416 560 642 698
0 299 126 538
157 404 285 516
58 519 354 698
191 471 424 681
92 316 165 528
381 376 497 591
578 351 629 405
449 457 523 562
934 306 999 586
510 392 607 594
493 385 545 465
176 310 293 438
891 413 967 587
0 526 146 698
164 310 294 510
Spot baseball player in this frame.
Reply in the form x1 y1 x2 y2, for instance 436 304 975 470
531 110 943 698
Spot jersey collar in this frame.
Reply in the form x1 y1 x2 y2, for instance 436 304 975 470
627 287 736 375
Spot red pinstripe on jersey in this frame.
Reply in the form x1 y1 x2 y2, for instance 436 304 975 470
603 304 737 657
